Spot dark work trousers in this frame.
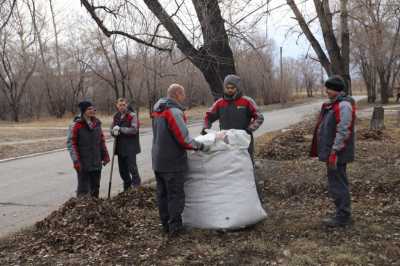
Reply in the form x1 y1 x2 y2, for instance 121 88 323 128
327 163 351 220
248 133 255 165
77 170 101 198
248 135 264 202
118 154 141 190
155 171 185 233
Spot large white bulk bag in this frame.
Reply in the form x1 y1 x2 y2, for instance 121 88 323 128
182 129 267 229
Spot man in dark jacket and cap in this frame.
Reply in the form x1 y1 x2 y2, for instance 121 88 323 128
67 101 110 198
310 75 356 227
152 83 208 237
110 98 141 191
201 74 264 162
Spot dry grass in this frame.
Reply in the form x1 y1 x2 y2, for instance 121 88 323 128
252 114 400 266
0 97 321 160
1 113 399 265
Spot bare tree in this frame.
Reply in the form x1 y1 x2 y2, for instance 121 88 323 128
65 49 89 115
0 0 17 31
80 0 238 99
234 35 276 104
28 0 71 117
79 32 132 101
352 28 377 103
351 0 400 103
287 0 352 94
0 1 37 122
302 59 318 97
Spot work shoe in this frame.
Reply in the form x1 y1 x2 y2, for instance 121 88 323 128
160 227 169 235
322 216 353 228
168 227 187 238
123 184 132 192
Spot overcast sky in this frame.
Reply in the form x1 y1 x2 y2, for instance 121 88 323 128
266 1 313 59
49 0 317 59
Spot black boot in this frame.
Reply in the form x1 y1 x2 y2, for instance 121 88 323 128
322 216 353 228
168 226 187 238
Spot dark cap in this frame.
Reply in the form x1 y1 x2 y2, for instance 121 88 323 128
78 101 93 114
325 75 346 92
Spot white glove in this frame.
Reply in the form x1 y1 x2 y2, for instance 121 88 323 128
112 125 120 136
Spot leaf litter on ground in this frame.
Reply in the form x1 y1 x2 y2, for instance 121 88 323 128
0 116 399 265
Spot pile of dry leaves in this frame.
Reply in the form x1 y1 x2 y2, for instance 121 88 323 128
257 120 315 160
0 116 399 265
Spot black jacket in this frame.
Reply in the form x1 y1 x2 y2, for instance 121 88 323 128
111 111 141 156
203 91 264 132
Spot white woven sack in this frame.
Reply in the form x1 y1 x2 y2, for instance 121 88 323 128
182 129 267 229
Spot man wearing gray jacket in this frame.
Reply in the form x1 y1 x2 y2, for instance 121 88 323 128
311 75 356 227
110 98 141 191
151 84 207 237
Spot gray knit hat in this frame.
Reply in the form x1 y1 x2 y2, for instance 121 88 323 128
325 75 346 92
224 74 241 89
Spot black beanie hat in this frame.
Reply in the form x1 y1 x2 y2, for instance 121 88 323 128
325 75 346 92
78 101 93 114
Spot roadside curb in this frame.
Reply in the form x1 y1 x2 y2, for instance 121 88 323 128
0 122 203 163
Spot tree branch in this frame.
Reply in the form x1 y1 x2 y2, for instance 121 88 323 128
287 0 331 74
142 0 199 60
0 0 16 32
80 0 172 51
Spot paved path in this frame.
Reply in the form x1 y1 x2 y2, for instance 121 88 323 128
0 97 365 238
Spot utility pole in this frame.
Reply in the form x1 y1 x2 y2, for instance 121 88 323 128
263 0 270 105
265 0 269 40
320 64 324 96
280 46 284 104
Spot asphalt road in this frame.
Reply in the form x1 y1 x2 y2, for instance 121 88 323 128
0 97 365 238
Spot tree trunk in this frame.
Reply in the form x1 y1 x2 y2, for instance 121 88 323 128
380 83 389 104
367 74 377 104
286 0 351 94
145 0 236 99
11 104 19 122
361 63 376 103
197 59 235 99
378 70 390 104
191 0 236 99
82 0 236 100
370 106 385 130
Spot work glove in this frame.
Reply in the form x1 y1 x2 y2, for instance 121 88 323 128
200 128 207 136
73 161 81 172
328 151 337 170
112 125 120 136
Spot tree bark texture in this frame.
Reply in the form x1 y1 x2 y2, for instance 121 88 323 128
370 106 385 130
